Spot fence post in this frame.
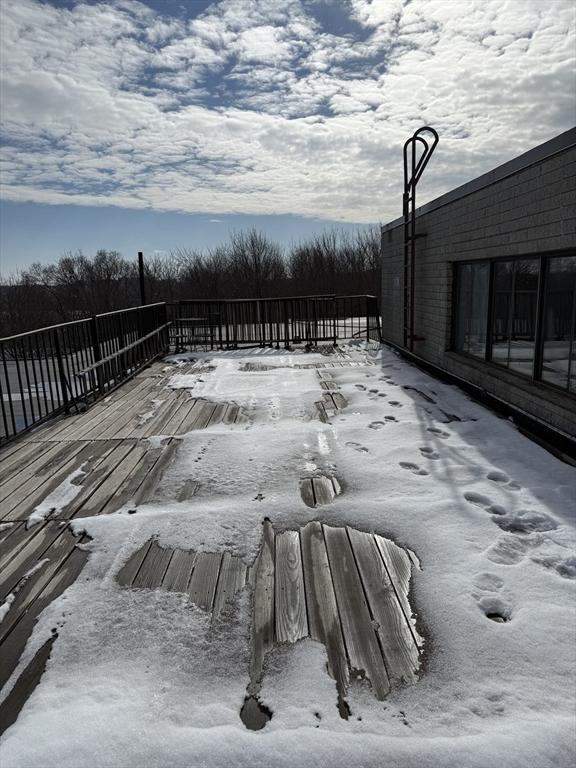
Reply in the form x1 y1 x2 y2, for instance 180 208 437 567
89 315 104 394
333 296 337 346
54 330 70 414
138 252 147 306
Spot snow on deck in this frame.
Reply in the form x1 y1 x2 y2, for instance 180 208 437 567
0 341 575 768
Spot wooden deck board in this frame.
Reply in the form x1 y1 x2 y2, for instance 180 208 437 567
323 524 391 700
250 520 275 691
162 549 197 592
347 527 419 684
116 540 153 587
212 551 246 620
300 521 349 695
132 540 173 589
275 530 308 643
1 441 105 522
0 543 89 692
188 552 223 611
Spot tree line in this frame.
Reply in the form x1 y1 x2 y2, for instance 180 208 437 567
0 226 381 335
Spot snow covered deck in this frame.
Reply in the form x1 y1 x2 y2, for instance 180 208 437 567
0 342 575 767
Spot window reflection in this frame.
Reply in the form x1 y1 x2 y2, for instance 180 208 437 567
454 263 489 357
542 256 576 391
491 259 539 375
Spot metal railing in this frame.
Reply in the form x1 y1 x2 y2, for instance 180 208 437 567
0 303 168 444
0 294 380 445
168 294 381 350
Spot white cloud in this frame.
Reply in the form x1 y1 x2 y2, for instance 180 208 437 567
0 0 574 225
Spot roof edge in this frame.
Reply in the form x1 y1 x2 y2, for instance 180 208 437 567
381 127 576 233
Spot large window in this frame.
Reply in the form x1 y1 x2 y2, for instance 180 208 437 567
541 256 576 392
454 263 489 358
452 252 576 394
491 259 540 375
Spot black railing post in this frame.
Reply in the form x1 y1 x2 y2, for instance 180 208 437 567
54 330 70 414
333 296 338 346
138 252 147 306
89 315 104 395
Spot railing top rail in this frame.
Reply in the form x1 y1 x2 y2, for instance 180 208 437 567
172 293 378 304
0 316 92 343
0 302 166 343
96 302 166 319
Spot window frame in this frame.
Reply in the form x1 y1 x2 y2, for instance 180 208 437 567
451 249 576 397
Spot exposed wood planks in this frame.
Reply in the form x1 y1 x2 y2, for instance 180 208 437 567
0 529 89 692
112 522 421 708
300 522 349 695
323 525 391 700
188 552 223 611
132 540 173 589
347 527 419 684
163 549 197 592
0 635 55 737
249 519 275 691
300 475 341 508
212 552 246 621
275 531 308 643
116 540 154 587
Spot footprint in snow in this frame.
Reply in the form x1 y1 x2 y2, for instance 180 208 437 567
531 553 576 580
486 535 537 565
472 572 512 622
427 427 450 439
419 446 440 460
384 415 397 422
399 462 429 476
388 401 403 408
494 508 558 534
472 572 505 592
465 492 558 533
355 384 367 391
346 441 369 453
463 492 507 517
487 470 521 491
368 421 386 430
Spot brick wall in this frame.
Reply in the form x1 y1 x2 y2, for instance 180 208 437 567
380 142 576 436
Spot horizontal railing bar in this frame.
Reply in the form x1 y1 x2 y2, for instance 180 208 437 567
0 317 91 343
0 303 166 343
96 302 166 319
76 324 170 376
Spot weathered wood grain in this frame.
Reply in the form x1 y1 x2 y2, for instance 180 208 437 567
0 521 63 599
0 528 88 646
116 540 153 586
0 635 55 736
0 543 88 691
312 476 338 506
275 530 308 643
347 527 419 684
300 521 349 694
323 524 390 700
187 552 223 610
249 519 275 691
374 535 422 648
162 549 197 592
212 551 246 620
0 441 83 508
132 540 173 589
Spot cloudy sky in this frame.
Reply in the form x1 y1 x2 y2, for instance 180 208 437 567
0 0 574 271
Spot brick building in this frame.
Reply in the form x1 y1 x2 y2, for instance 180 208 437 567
380 127 576 447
